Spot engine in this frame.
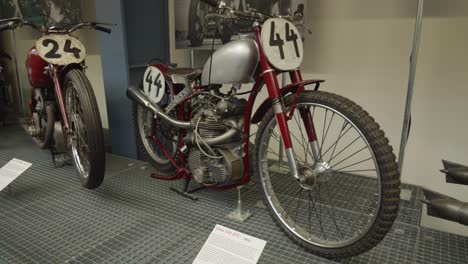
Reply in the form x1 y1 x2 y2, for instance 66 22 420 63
186 95 247 186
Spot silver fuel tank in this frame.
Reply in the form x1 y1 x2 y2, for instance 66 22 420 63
202 39 259 85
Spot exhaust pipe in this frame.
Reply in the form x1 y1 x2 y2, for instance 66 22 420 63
127 86 191 129
441 160 468 185
422 188 468 226
128 86 242 146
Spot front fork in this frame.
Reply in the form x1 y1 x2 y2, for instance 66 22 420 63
263 69 321 180
50 64 70 132
290 70 322 162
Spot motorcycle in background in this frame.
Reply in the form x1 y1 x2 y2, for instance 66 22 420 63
0 17 112 189
188 0 297 46
128 0 400 259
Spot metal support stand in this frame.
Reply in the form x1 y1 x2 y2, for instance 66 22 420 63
226 186 252 222
398 0 425 174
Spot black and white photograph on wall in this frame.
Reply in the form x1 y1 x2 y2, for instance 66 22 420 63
174 0 305 49
0 0 18 19
0 0 81 26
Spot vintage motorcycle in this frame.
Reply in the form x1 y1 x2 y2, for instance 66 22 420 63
0 17 112 189
128 0 400 258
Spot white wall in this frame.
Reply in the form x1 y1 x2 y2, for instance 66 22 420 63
169 0 468 235
301 0 468 236
0 0 109 128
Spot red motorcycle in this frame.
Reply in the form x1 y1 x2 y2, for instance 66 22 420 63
0 18 112 189
128 0 400 258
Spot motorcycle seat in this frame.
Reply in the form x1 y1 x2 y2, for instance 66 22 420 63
165 68 202 84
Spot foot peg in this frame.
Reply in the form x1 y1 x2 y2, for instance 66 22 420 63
441 160 468 185
422 188 468 226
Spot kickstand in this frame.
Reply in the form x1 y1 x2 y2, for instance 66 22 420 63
170 178 206 201
226 186 252 222
50 150 72 168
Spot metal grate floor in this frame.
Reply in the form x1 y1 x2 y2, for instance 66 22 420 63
1 123 467 264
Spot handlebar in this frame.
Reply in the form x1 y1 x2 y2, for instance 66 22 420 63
0 17 113 34
201 0 220 8
65 21 113 34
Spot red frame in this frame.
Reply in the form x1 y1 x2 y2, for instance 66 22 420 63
150 24 321 190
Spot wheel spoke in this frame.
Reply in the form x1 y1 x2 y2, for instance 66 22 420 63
330 146 369 169
338 169 377 174
328 120 348 161
333 157 374 172
320 110 328 154
328 135 362 164
314 185 327 240
320 125 352 159
319 112 335 159
283 188 303 216
293 189 303 229
323 182 355 237
309 189 327 240
320 184 345 239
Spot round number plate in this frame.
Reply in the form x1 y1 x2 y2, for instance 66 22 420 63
36 34 86 65
143 66 165 104
261 18 304 71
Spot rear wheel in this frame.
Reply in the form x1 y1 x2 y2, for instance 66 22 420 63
30 88 55 149
132 85 179 174
64 69 105 189
254 91 400 258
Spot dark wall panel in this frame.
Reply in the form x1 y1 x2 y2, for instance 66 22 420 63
95 0 169 159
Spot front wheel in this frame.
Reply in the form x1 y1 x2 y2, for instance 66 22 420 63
254 91 400 258
64 69 105 189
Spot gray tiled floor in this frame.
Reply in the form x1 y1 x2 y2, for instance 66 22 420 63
1 123 467 263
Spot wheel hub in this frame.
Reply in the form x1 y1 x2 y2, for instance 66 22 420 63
298 162 331 189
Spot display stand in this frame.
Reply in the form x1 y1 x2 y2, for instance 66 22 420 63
226 186 252 222
398 0 424 173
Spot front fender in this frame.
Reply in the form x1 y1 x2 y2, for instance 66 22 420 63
251 79 324 124
60 63 85 82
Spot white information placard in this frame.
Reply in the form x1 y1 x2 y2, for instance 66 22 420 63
0 159 32 191
193 225 267 264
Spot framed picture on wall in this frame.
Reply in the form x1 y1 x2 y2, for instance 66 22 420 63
0 0 19 19
0 0 81 26
174 0 305 49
